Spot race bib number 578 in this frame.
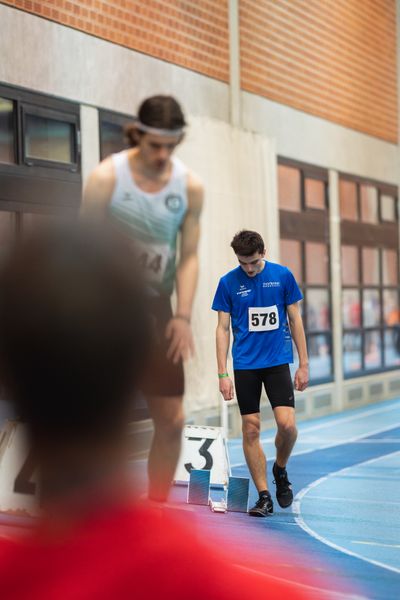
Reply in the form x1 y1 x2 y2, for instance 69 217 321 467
248 305 279 332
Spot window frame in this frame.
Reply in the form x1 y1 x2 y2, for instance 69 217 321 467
339 173 399 378
0 83 81 213
278 157 333 386
21 103 79 171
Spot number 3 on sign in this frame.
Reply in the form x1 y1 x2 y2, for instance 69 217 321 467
184 438 214 473
248 305 279 332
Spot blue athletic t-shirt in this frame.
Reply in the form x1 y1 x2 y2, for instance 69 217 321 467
212 261 303 370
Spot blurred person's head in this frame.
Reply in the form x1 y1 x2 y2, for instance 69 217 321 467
124 95 186 172
0 223 150 503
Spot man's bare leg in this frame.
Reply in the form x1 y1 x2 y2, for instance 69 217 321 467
273 406 297 468
272 406 297 508
147 395 184 502
241 413 268 492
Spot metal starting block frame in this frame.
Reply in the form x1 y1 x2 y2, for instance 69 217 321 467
187 469 250 514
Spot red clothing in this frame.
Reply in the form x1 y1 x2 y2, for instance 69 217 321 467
0 505 310 599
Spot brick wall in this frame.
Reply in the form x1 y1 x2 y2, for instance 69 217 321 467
1 0 229 82
2 0 398 142
240 0 398 143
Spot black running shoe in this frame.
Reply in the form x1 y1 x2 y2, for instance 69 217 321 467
248 493 274 517
272 462 293 508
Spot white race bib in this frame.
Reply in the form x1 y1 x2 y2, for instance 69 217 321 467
248 305 279 332
136 241 170 284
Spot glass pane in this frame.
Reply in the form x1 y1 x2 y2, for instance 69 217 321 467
381 194 396 222
0 98 15 163
363 289 381 327
100 121 128 159
384 328 400 367
382 249 398 285
25 114 74 163
305 242 328 284
306 289 330 331
342 289 361 328
362 247 379 285
383 290 399 325
305 179 325 210
360 185 378 224
278 165 301 212
340 179 358 221
308 334 331 380
280 239 302 283
341 245 359 285
364 330 382 370
343 332 362 374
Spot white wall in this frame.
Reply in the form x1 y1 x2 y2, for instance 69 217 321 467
177 118 276 412
242 91 400 186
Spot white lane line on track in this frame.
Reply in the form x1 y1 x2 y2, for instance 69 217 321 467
235 564 368 600
295 495 400 507
229 401 400 448
293 450 400 575
352 541 400 549
229 421 400 468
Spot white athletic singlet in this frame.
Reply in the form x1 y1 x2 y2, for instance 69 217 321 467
109 151 188 296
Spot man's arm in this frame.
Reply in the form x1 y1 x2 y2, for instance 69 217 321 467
81 158 116 219
175 172 203 319
216 311 234 401
287 302 309 392
166 172 203 363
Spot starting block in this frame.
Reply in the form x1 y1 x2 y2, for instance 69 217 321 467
182 425 250 514
227 476 249 513
187 469 250 514
187 469 210 505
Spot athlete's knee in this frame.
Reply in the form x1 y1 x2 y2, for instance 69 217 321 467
277 420 297 441
153 403 184 440
242 416 261 444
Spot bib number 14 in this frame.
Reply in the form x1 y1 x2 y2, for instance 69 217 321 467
248 305 279 332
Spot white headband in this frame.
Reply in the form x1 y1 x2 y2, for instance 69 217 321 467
134 120 185 137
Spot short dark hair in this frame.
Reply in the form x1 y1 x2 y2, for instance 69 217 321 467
125 95 186 147
230 230 265 256
0 224 150 445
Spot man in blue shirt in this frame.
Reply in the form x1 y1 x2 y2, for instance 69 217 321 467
212 230 309 517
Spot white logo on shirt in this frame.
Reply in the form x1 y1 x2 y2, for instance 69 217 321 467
237 284 252 297
263 282 281 288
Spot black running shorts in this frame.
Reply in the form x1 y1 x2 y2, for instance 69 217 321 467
233 364 294 415
141 296 184 397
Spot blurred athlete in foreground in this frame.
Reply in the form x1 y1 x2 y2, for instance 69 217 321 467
0 224 311 600
82 95 203 501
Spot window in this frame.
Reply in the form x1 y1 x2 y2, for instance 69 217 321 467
0 84 81 213
279 159 332 385
340 176 399 376
99 110 131 160
23 110 77 168
278 165 301 212
0 98 15 164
